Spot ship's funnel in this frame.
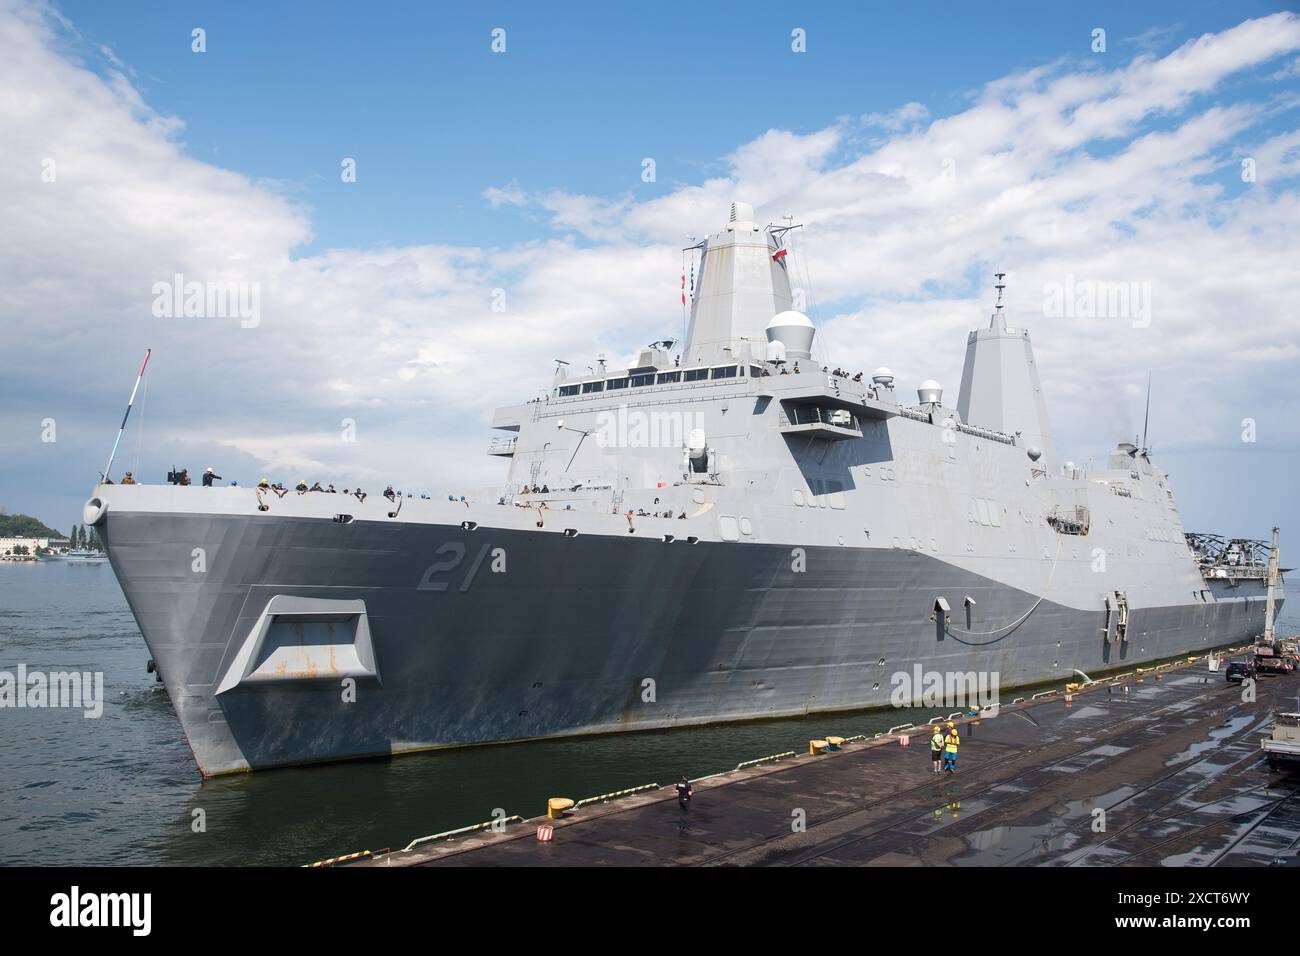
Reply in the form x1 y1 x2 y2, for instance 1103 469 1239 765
683 202 794 366
766 310 815 360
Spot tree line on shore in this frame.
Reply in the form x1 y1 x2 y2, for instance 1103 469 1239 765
0 510 102 556
65 524 104 553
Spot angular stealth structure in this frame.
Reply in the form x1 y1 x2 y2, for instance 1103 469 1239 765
957 277 1059 473
683 202 794 366
90 204 1282 775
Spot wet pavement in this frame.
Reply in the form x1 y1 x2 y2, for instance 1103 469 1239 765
352 654 1300 867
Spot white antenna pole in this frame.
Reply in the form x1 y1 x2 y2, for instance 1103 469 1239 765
1141 372 1152 452
102 348 151 482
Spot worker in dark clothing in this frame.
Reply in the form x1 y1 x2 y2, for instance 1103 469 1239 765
676 774 693 811
178 469 191 486
202 468 221 487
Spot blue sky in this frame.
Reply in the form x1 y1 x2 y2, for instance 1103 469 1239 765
2 0 1299 543
56 0 1293 253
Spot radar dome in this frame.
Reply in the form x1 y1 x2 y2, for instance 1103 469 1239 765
918 380 943 405
871 367 895 387
765 310 815 360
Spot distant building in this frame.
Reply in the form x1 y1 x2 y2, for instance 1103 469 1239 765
0 536 51 553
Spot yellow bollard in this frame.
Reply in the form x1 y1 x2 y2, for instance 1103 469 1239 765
547 797 574 820
809 739 828 755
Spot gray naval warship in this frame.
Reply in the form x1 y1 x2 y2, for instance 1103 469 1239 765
88 202 1283 775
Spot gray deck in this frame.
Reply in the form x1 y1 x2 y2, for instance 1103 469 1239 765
349 651 1300 867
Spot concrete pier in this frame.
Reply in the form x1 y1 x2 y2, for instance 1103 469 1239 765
348 653 1300 867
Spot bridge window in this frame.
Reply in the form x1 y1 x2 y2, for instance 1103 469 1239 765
606 377 630 390
683 368 709 382
711 365 738 379
558 385 580 397
630 373 655 387
581 381 604 393
656 371 681 384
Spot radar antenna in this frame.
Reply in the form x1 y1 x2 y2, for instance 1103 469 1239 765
991 272 1007 330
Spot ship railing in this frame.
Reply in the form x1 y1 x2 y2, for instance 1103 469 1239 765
953 422 1016 445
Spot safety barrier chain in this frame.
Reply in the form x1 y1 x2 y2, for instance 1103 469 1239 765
302 849 372 868
573 783 660 808
402 815 525 852
735 751 797 771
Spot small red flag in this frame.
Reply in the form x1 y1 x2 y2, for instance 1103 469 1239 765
772 248 788 261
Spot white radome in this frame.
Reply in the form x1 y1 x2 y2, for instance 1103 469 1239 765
765 310 816 360
767 310 814 330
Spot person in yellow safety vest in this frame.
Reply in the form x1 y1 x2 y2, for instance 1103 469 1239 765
942 721 960 773
930 726 945 774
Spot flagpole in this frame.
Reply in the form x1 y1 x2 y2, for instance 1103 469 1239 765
102 348 152 482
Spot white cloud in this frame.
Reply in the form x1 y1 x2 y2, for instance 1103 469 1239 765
862 101 930 131
2 3 1300 539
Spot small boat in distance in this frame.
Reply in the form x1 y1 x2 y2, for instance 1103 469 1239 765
49 549 108 563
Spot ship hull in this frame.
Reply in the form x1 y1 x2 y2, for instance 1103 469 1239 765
99 506 1277 776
